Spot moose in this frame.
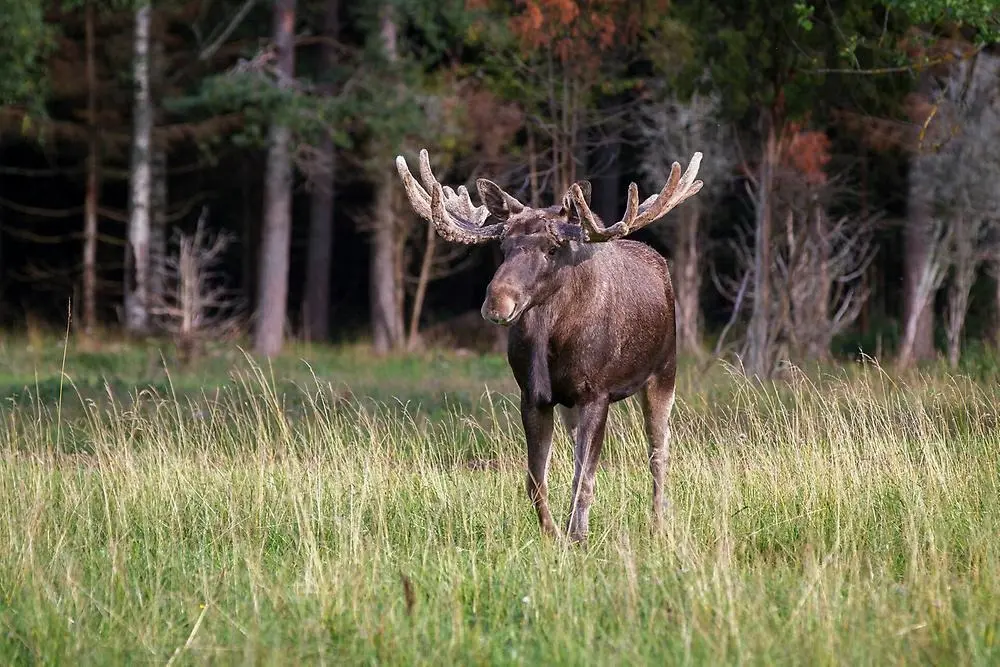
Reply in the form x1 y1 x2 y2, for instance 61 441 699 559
395 149 703 543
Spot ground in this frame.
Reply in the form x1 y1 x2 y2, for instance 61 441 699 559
0 331 997 664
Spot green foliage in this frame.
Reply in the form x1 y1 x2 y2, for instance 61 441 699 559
671 0 921 126
790 0 1000 73
350 0 484 169
671 0 819 120
168 71 357 151
886 0 1000 42
0 0 55 109
794 1 816 30
170 0 480 175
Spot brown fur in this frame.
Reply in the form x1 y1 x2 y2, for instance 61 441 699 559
481 209 677 542
395 150 697 543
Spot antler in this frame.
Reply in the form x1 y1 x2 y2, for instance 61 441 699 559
568 152 704 242
396 149 513 245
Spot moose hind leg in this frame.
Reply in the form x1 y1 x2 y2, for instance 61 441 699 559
640 372 675 530
521 397 558 537
557 405 580 443
566 398 610 543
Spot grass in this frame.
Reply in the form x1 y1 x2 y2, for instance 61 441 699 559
0 332 998 664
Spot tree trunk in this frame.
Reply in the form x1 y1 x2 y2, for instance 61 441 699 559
125 2 153 334
993 263 1000 348
747 123 775 377
527 126 540 207
592 137 620 227
897 217 948 368
900 73 937 366
302 0 338 342
149 145 167 320
82 0 99 334
811 197 831 359
241 159 256 307
900 207 934 364
370 7 405 354
944 216 978 370
407 220 436 349
253 0 297 357
149 24 167 322
371 184 405 352
674 198 702 354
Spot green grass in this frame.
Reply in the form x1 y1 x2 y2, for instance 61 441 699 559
0 333 998 664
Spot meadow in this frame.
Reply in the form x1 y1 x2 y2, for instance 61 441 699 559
0 332 997 665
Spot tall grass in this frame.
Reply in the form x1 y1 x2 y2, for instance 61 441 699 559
0 352 997 665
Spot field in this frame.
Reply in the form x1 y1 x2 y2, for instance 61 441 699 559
0 333 998 665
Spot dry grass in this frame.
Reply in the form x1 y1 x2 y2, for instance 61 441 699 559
0 347 998 665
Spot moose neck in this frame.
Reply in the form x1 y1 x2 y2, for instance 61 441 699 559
517 241 613 336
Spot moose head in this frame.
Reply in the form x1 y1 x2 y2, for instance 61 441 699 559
396 150 703 328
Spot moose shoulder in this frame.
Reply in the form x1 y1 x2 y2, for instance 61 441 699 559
396 149 703 543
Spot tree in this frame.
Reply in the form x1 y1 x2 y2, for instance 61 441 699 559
905 49 1000 368
0 0 53 108
717 119 876 369
637 85 736 353
674 0 912 373
253 0 297 357
369 5 406 354
124 0 153 334
471 0 675 207
302 0 339 342
82 0 100 334
361 1 482 354
150 208 245 364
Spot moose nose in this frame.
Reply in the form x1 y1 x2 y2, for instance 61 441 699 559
482 293 519 326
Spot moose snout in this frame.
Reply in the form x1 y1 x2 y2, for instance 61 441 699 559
481 289 524 326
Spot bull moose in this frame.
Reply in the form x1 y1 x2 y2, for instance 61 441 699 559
395 149 703 543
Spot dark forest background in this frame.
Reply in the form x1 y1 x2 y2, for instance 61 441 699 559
0 0 998 376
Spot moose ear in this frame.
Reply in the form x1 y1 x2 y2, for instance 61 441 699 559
562 180 592 223
476 179 513 221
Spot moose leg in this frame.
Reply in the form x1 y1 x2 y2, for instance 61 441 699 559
640 371 676 530
521 397 558 537
566 398 610 543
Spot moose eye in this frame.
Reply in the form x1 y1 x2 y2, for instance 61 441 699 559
546 246 559 257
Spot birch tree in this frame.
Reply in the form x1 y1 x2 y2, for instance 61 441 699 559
82 0 99 334
124 1 153 333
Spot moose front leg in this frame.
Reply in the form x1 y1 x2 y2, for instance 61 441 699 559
566 397 610 543
521 396 557 537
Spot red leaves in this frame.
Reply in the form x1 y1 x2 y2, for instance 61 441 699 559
782 122 832 185
767 120 831 185
506 0 641 67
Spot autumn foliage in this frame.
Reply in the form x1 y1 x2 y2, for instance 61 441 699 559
781 121 832 185
470 0 668 71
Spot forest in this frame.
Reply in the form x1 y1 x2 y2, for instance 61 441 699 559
0 0 997 375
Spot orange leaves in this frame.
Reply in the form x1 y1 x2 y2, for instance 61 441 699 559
774 120 832 185
785 124 832 185
466 0 671 76
506 0 637 68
